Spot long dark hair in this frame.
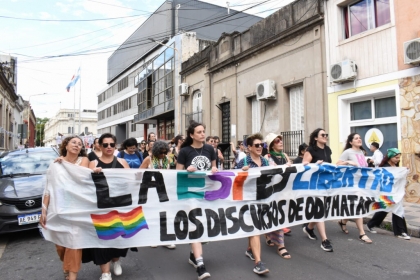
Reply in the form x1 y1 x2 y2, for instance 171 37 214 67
173 134 184 146
308 128 324 148
181 121 205 148
344 133 359 151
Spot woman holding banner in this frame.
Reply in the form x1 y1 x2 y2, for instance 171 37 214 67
336 133 373 244
366 148 410 240
263 132 292 258
40 136 89 280
237 133 270 275
85 133 130 280
302 128 334 252
176 121 217 280
140 141 176 249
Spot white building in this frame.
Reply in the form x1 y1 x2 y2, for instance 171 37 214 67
44 108 97 147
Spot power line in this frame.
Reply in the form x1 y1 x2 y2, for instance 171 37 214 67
0 13 145 22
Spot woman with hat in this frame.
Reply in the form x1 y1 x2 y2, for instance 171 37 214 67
263 133 292 259
366 148 410 240
264 133 292 236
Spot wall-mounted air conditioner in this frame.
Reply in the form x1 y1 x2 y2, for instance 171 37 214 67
330 59 357 83
404 38 420 65
179 83 189 96
256 80 276 101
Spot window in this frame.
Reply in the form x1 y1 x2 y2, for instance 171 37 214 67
68 127 74 134
131 121 137 132
289 84 304 132
192 91 202 113
347 94 397 156
251 97 261 133
343 0 390 39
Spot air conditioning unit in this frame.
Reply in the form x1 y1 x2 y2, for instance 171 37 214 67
330 59 357 83
256 80 276 101
404 38 420 65
179 83 189 96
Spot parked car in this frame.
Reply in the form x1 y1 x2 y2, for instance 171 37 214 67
0 147 59 234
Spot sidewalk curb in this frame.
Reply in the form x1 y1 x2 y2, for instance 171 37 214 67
362 217 420 238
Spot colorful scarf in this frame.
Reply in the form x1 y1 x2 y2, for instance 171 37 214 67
151 156 169 169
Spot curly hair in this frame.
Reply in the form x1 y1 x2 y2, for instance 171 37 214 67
246 133 263 147
308 128 325 148
60 136 87 157
151 141 170 158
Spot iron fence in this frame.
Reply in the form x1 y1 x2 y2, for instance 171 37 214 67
281 130 304 158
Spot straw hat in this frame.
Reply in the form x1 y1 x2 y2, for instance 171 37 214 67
265 133 282 151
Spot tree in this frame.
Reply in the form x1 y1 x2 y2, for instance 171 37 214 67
36 117 49 146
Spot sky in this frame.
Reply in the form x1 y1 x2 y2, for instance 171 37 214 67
0 0 294 119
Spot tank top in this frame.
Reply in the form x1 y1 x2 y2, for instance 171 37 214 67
96 157 124 169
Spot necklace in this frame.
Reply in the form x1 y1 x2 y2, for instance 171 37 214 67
192 145 204 156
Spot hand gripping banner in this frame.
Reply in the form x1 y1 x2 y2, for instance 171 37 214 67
41 161 407 249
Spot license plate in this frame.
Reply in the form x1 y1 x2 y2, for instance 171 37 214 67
18 213 41 225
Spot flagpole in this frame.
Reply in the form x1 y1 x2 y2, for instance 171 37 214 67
78 67 81 134
73 83 76 134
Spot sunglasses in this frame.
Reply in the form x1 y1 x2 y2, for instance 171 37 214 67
102 143 116 148
253 143 263 148
320 134 329 138
160 151 168 155
141 142 146 145
273 138 282 144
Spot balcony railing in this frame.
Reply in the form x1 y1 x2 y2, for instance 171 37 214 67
281 130 304 158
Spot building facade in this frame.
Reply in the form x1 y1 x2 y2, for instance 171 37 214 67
325 0 420 203
97 0 262 143
181 0 328 167
44 108 98 147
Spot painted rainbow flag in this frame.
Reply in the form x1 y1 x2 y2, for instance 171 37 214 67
372 195 395 210
91 206 149 240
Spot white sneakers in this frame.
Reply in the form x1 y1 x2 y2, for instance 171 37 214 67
113 260 122 276
166 244 176 249
99 272 112 280
397 232 411 240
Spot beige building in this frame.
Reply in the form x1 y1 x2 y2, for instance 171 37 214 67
44 108 98 147
181 0 327 167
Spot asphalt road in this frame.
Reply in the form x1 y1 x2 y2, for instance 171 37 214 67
0 221 419 280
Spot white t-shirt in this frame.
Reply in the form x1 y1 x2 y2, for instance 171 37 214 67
371 149 383 167
236 151 246 165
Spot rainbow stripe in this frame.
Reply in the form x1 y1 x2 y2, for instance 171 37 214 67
91 206 148 240
372 195 395 210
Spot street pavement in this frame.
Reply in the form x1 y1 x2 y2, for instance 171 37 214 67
0 221 419 280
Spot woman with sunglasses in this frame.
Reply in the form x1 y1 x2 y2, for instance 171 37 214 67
336 133 372 244
236 133 270 275
140 141 177 249
41 136 89 280
366 148 410 240
301 128 334 252
262 133 292 258
85 133 130 280
139 140 147 156
176 121 217 280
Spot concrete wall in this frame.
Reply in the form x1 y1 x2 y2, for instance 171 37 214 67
394 0 420 70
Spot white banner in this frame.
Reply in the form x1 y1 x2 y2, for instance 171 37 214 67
41 162 407 249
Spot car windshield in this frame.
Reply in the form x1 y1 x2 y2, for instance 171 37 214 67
0 150 58 175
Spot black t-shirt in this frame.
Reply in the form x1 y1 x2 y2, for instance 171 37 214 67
293 156 303 164
177 144 216 171
88 151 99 161
307 145 332 163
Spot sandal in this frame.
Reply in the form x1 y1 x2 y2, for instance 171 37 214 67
278 247 291 259
265 235 275 247
359 234 372 244
338 220 349 234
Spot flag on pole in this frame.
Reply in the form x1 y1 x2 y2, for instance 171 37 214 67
66 67 81 92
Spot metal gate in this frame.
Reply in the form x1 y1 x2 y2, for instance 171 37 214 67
221 102 231 169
